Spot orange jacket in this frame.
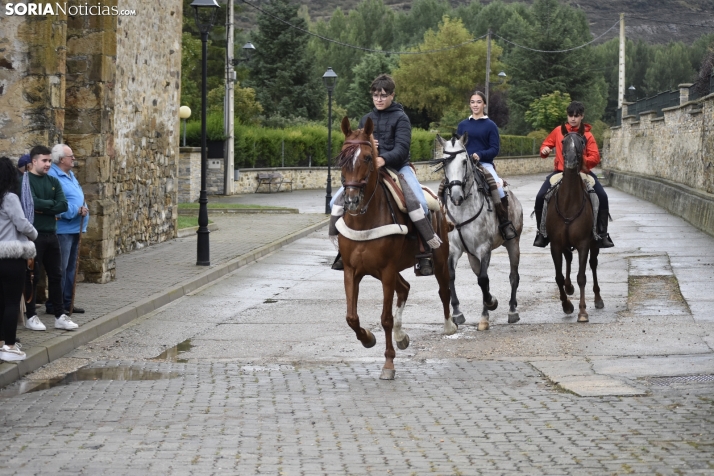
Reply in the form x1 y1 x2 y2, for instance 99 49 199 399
540 123 600 172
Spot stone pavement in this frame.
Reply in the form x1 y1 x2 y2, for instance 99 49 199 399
0 205 329 387
1 174 713 475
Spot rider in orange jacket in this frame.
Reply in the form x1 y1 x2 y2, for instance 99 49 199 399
533 101 614 248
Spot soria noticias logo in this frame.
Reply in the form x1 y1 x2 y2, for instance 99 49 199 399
3 2 137 16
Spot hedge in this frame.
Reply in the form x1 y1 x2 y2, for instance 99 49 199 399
183 114 537 169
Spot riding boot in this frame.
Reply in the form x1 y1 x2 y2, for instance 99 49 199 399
533 208 549 247
331 253 344 270
496 196 517 241
597 209 615 248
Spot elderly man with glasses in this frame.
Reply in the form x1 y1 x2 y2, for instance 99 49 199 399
46 143 89 316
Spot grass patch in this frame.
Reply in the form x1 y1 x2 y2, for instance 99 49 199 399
178 216 213 229
178 203 287 210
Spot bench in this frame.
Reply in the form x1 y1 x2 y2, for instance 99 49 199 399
255 172 293 193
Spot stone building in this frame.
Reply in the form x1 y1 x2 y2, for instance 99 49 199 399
0 0 183 283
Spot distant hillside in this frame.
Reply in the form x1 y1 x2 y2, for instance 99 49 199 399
235 0 714 45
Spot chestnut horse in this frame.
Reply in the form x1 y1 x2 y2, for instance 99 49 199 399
546 126 604 322
336 116 456 380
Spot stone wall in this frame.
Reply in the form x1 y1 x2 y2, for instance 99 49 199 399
603 92 714 236
226 156 552 195
604 93 714 195
178 147 225 202
0 0 183 283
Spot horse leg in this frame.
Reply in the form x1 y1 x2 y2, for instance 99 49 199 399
504 237 521 324
439 251 458 335
448 251 465 326
590 241 604 309
563 247 575 295
393 273 411 349
343 270 376 348
576 245 590 322
379 270 398 380
469 252 496 331
551 245 574 314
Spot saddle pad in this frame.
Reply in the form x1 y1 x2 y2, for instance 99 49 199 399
382 168 441 213
549 172 596 188
335 217 408 241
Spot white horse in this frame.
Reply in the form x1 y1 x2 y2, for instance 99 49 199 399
434 134 523 330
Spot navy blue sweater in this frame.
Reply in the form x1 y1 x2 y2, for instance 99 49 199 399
456 116 500 165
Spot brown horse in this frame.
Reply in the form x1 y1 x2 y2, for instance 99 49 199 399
546 125 604 322
336 116 456 380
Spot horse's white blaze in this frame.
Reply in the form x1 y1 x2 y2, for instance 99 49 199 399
352 147 361 168
393 302 406 342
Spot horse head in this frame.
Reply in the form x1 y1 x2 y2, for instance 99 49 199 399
435 133 471 206
561 124 586 171
338 116 377 212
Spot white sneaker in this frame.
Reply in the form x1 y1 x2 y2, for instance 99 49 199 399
25 315 46 331
0 344 26 362
55 314 78 331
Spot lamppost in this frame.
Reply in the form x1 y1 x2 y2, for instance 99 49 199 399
179 106 191 147
628 84 636 101
322 67 338 214
191 0 220 266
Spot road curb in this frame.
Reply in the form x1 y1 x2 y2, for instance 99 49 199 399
0 217 330 389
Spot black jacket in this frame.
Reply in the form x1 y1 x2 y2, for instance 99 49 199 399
358 102 411 170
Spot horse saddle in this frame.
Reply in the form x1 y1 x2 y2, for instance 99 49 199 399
379 168 441 213
549 172 596 188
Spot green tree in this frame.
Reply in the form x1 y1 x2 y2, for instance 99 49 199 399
643 42 696 96
392 16 504 123
309 0 396 107
500 0 601 134
345 53 398 118
394 0 452 48
525 91 571 131
248 0 323 120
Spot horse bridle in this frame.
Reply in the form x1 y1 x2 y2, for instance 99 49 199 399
340 139 378 215
434 148 476 204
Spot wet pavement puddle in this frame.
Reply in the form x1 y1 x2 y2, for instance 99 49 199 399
0 366 180 397
155 338 194 363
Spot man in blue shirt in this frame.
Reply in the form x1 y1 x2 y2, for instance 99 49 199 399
47 144 89 315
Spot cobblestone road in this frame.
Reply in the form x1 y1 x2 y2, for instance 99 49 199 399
1 175 713 475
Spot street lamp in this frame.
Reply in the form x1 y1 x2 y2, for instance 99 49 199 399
191 0 220 266
628 84 636 101
322 67 338 214
179 106 191 147
233 42 256 67
497 71 507 83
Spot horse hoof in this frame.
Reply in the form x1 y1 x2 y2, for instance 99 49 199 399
396 334 410 350
485 298 498 311
508 312 520 324
565 284 575 295
595 299 604 309
379 368 396 380
363 330 377 348
452 313 465 326
578 313 589 323
478 321 490 331
443 318 458 335
563 301 574 315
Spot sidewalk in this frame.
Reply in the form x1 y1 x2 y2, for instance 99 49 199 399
0 191 329 387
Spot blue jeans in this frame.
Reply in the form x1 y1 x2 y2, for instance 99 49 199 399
51 233 79 310
330 165 428 214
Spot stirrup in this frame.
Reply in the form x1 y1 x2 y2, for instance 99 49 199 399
499 220 517 241
414 252 434 276
533 232 549 248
